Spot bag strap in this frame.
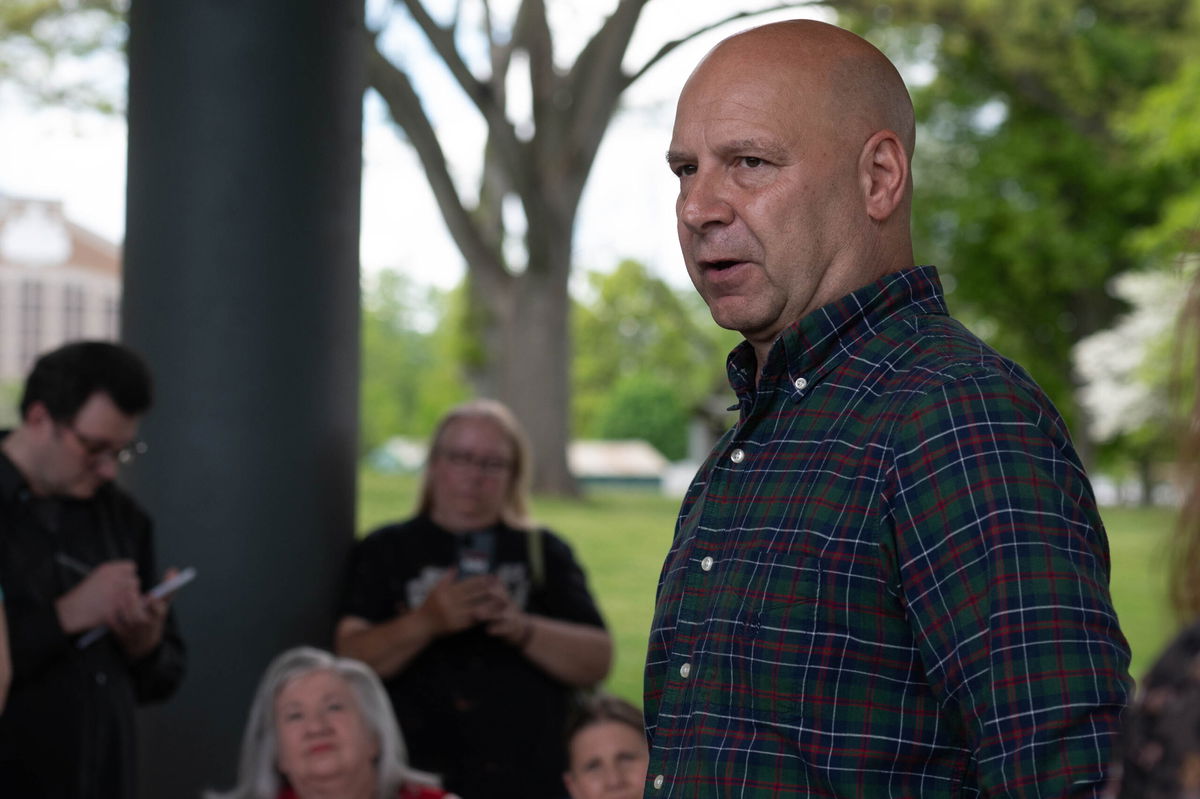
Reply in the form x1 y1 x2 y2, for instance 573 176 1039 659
526 526 545 589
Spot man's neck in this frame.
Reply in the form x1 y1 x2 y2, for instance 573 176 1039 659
0 428 48 497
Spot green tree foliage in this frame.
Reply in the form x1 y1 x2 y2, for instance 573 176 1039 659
0 380 22 428
572 260 738 452
834 0 1195 447
360 269 468 453
1120 3 1200 259
0 1 126 111
594 372 690 461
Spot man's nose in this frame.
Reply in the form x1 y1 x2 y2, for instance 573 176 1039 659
678 168 734 233
94 456 119 483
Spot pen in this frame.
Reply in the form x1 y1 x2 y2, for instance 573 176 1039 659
54 552 92 576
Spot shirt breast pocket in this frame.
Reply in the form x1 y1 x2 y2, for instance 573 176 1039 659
721 569 821 728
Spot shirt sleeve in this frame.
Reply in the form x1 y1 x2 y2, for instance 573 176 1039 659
338 528 403 623
3 592 71 681
530 530 606 629
889 369 1131 798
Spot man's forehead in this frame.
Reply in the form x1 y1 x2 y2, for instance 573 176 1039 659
73 392 141 433
670 81 810 154
675 60 820 134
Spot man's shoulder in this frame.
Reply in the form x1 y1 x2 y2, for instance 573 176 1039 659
874 312 1037 393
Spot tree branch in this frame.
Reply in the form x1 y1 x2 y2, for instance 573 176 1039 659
398 0 528 189
514 0 557 130
552 0 650 200
567 0 649 102
627 2 822 86
365 35 506 281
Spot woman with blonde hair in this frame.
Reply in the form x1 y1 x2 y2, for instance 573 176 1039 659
336 399 611 799
205 647 453 799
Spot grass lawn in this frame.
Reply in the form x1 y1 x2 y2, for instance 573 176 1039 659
358 468 1181 705
1103 505 1178 679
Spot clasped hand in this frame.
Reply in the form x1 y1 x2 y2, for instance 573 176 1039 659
421 570 531 646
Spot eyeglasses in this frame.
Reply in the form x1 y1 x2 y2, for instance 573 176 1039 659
60 423 148 466
438 448 513 476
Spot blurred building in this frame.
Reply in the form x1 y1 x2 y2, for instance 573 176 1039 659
0 194 121 380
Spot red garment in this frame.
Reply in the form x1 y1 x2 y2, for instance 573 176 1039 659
278 784 448 799
399 785 451 799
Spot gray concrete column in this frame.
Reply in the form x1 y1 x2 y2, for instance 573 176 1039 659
122 1 365 794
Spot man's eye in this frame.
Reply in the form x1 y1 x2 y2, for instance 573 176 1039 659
741 156 764 168
673 164 696 177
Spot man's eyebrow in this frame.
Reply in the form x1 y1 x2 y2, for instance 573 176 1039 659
716 138 789 161
665 139 789 164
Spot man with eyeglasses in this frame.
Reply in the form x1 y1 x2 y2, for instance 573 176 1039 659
0 340 185 799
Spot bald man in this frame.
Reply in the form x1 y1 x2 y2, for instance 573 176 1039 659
644 20 1131 798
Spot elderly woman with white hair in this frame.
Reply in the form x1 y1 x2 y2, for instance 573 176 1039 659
205 647 456 799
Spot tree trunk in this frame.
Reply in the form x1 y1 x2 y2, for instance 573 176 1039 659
504 264 575 495
466 238 577 496
1138 454 1156 508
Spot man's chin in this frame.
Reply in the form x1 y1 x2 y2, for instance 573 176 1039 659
705 299 765 337
66 481 103 500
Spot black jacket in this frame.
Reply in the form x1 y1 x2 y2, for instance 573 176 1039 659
0 445 185 799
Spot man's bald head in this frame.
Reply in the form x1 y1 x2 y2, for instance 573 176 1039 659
685 20 915 162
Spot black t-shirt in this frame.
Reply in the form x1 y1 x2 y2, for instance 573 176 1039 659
339 514 606 799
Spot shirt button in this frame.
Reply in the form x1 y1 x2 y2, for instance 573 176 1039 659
700 556 714 572
653 775 665 790
794 376 808 391
95 672 108 686
679 662 692 678
730 448 745 463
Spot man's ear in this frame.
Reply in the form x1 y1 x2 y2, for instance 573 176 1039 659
859 129 909 222
23 401 52 428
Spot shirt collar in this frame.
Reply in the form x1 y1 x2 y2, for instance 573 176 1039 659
727 265 949 400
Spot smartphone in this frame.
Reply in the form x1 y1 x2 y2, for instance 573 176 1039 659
456 529 496 579
148 566 197 599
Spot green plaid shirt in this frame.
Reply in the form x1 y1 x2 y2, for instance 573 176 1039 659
644 266 1131 798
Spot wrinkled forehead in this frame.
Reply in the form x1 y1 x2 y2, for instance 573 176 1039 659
677 40 830 119
671 60 832 158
